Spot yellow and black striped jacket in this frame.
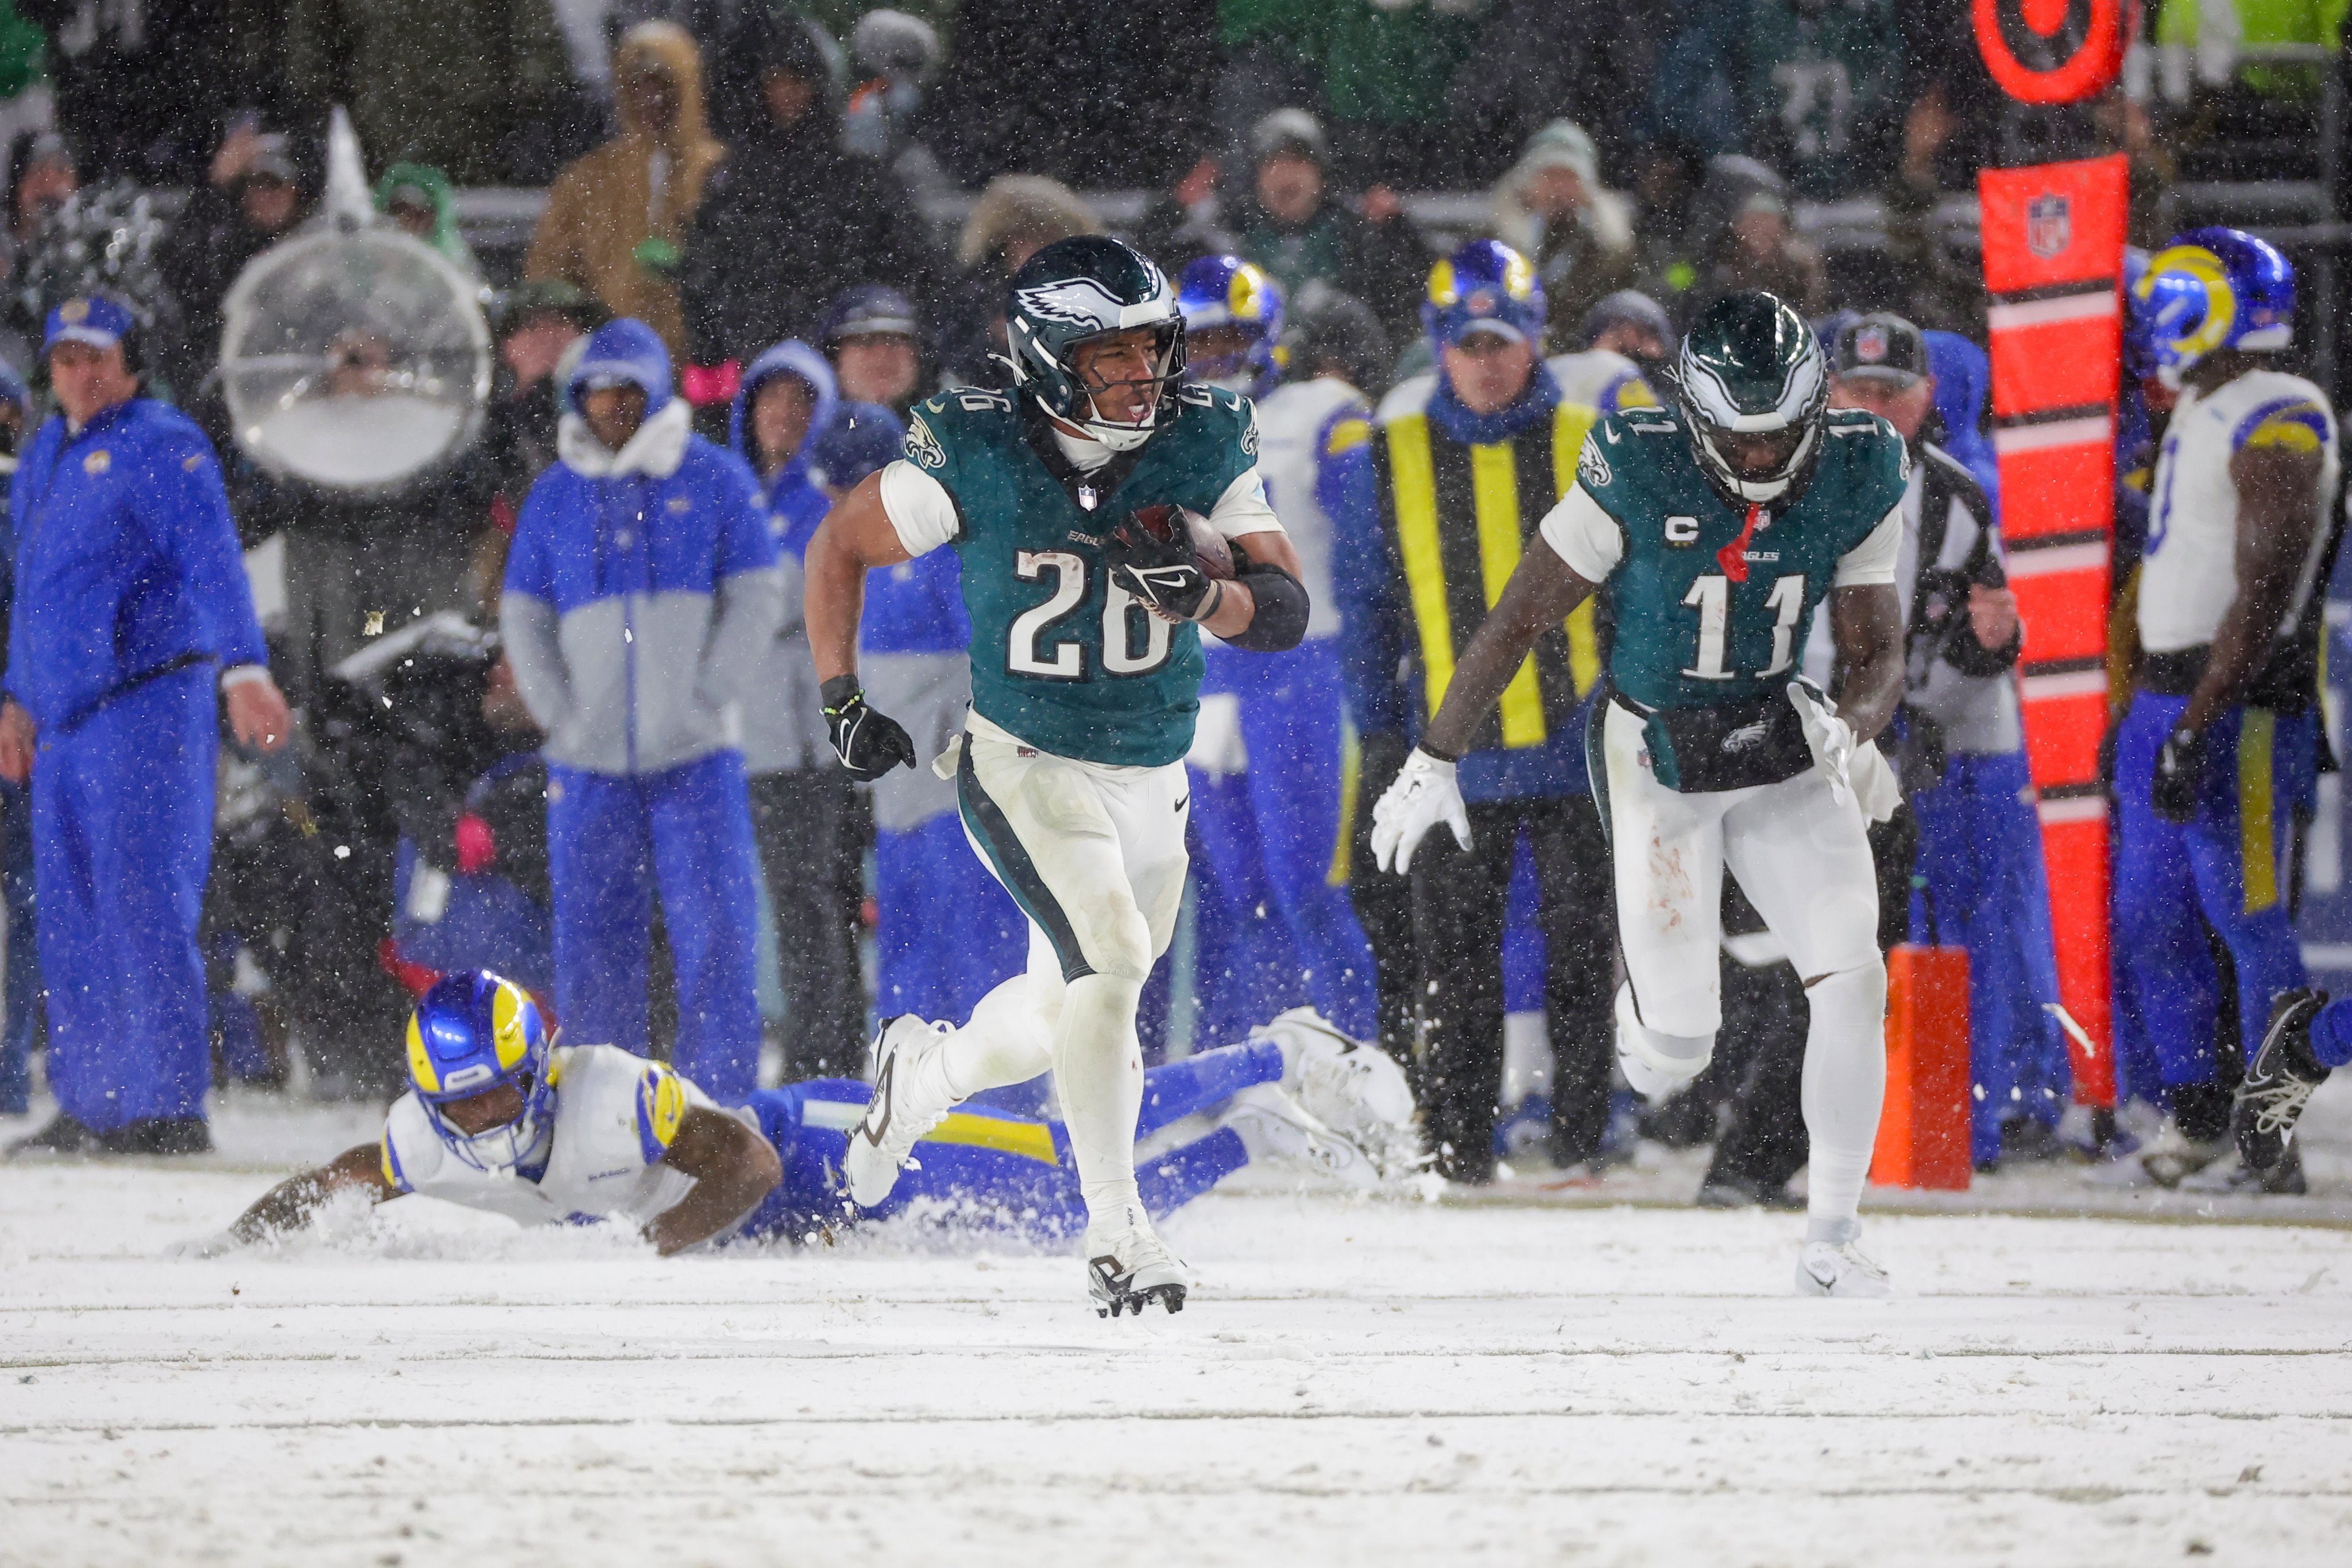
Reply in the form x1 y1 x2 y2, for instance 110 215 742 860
1369 374 1604 761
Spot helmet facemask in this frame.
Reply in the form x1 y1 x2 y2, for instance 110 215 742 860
1027 320 1186 452
423 1068 555 1174
1673 304 1830 506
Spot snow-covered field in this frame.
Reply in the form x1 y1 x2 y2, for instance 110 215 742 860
6 1088 2352 1568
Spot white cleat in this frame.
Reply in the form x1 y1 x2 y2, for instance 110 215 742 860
844 1015 958 1209
1084 1205 1190 1318
1794 1238 1893 1298
1220 1085 1382 1188
1267 1008 1415 1137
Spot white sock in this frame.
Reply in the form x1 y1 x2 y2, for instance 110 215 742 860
1053 973 1147 1222
1801 958 1887 1242
937 975 1057 1099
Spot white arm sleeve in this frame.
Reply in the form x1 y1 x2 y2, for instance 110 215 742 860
877 459 961 556
1833 502 1904 587
1206 467 1284 538
1537 485 1624 582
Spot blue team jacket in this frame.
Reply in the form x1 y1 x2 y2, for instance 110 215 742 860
4 397 266 731
502 319 782 777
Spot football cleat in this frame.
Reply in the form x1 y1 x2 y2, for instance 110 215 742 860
1218 1085 1381 1188
1794 1237 1892 1298
2083 1118 2233 1189
844 1015 959 1209
2234 988 2331 1174
1084 1205 1189 1318
3 1111 97 1161
2178 1143 2308 1197
1266 1009 1414 1133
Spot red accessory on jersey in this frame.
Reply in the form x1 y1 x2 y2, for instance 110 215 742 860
1717 504 1764 583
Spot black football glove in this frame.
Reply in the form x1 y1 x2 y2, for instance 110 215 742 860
820 675 918 781
1105 517 1220 621
2153 724 2204 823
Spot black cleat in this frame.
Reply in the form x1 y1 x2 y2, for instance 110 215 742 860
4 1111 97 1160
2236 989 2331 1174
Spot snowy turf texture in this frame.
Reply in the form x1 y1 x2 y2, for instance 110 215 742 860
6 1089 2352 1566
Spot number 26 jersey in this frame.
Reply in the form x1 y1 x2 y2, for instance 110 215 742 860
1538 406 1909 711
875 385 1279 768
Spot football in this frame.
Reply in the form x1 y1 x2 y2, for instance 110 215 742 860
1128 502 1236 580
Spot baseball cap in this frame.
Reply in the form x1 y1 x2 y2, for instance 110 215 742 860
1832 312 1928 385
821 284 918 346
44 293 136 355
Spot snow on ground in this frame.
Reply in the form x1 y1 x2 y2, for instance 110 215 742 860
6 1085 2352 1567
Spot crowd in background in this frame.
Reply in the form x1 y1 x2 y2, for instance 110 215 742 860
0 1 2339 1186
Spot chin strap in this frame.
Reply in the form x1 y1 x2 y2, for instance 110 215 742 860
1717 504 1765 583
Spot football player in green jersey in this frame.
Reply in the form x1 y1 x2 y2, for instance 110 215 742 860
1372 292 1912 1297
802 236 1312 1317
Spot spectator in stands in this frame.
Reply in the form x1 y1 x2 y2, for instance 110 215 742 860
1626 137 1708 315
161 127 311 393
376 164 479 278
819 284 923 416
1229 109 1427 345
1685 155 1825 321
527 22 723 363
3 128 74 276
21 1 291 184
287 0 588 185
931 175 1101 389
727 339 871 1078
678 11 945 382
1880 87 1988 338
478 280 608 610
1488 120 1639 350
499 316 779 1101
1290 289 1392 401
1316 0 1479 187
1735 0 1906 201
1444 3 1664 186
1575 288 1675 380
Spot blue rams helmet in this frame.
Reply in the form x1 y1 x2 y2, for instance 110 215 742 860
1422 239 1545 351
1177 255 1285 398
2130 227 2296 386
407 970 555 1171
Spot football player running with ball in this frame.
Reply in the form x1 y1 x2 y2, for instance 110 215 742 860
1372 292 1912 1296
803 236 1312 1317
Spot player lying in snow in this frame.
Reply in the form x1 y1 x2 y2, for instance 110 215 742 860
191 971 1415 1284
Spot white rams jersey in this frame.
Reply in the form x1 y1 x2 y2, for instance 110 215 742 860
1545 350 1658 417
1212 376 1366 642
380 1043 722 1229
2139 367 2339 654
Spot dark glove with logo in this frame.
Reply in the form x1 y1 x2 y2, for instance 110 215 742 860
2153 724 2204 823
820 675 918 781
1105 517 1220 620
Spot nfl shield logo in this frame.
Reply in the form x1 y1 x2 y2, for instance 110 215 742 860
2027 193 2072 259
1854 324 1889 363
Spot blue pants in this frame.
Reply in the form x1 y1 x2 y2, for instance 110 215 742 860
1189 640 1378 1041
2113 692 2316 1089
1909 749 2071 1163
0 776 40 1113
547 752 764 1102
874 810 1026 1024
32 667 217 1132
739 1036 1285 1242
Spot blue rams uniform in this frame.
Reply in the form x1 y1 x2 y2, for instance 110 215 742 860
6 394 266 1133
501 320 783 1101
1189 375 1380 1043
377 1036 1290 1244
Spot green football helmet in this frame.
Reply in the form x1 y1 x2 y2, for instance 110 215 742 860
1673 291 1829 505
1005 235 1187 452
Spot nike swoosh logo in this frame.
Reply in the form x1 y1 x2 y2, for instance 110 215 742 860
1604 426 1621 444
858 1056 894 1146
1174 796 1187 812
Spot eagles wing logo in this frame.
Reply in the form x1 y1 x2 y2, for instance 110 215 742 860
1240 407 1260 458
905 412 946 470
1014 276 1129 332
1577 438 1611 489
1722 719 1768 754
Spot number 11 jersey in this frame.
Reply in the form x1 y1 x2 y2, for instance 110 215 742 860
877 384 1277 766
1539 405 1909 711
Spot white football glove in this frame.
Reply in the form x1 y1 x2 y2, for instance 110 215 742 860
1788 680 1857 810
1370 748 1472 874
